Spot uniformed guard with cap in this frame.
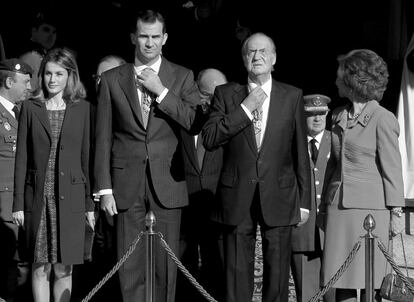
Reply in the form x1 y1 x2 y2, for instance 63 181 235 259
291 94 335 302
0 58 32 301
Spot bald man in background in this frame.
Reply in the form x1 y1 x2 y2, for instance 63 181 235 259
176 68 227 302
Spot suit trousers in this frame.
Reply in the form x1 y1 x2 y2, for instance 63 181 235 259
176 191 224 302
115 167 181 302
291 251 335 302
221 188 293 302
0 218 31 301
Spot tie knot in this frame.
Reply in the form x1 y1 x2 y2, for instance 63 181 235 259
310 138 317 145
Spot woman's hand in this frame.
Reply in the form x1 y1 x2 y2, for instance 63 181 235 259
86 211 96 231
390 207 404 237
12 211 24 229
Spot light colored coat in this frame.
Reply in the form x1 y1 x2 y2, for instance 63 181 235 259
325 100 405 209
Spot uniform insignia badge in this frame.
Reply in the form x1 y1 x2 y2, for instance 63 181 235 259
12 145 16 152
4 122 11 131
312 96 322 106
363 114 370 124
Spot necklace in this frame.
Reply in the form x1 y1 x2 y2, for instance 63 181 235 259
348 111 361 120
349 102 368 120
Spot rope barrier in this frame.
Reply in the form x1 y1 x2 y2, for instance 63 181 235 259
308 240 362 302
79 212 414 302
81 231 145 302
158 232 219 302
377 239 414 294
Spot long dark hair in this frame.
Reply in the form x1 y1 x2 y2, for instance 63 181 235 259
35 47 86 103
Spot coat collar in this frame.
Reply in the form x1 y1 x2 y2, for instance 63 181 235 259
334 100 379 130
31 99 78 141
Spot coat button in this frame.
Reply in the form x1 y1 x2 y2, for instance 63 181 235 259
317 194 321 199
314 167 318 171
5 187 8 191
315 180 320 185
60 171 64 176
60 195 65 200
60 145 64 150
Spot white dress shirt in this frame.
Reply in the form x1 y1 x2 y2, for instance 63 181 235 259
0 95 17 118
307 130 324 156
133 56 168 103
240 77 272 146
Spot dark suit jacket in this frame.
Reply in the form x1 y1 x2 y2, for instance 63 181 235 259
202 80 311 227
181 132 223 198
13 99 93 264
291 130 331 252
0 102 18 221
94 59 200 209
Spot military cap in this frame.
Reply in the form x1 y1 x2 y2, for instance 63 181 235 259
0 58 33 76
303 94 331 112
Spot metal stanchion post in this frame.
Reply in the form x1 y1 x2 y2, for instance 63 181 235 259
146 211 156 302
363 214 376 302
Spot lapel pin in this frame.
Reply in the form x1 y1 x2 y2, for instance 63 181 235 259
363 114 370 124
4 122 11 131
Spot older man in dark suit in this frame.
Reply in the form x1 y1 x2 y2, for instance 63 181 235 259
202 32 311 302
0 59 32 302
290 94 335 302
94 9 200 302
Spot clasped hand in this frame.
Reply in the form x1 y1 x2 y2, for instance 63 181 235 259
136 68 165 96
242 86 267 113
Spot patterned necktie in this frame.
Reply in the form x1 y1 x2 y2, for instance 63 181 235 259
134 71 154 128
12 105 20 121
196 135 205 170
310 138 318 163
252 107 263 150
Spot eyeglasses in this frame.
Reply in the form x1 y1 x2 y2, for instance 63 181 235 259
199 90 213 100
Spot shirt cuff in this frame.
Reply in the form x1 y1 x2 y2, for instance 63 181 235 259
156 88 169 103
300 208 310 213
241 104 253 120
94 189 113 196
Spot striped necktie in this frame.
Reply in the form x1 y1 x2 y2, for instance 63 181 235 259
253 107 263 149
134 70 154 128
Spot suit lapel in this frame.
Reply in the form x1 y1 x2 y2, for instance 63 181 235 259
118 64 144 128
236 85 257 154
32 100 52 141
147 59 174 134
259 80 283 153
60 102 78 140
0 102 17 130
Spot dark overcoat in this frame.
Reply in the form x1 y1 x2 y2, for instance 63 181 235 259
13 99 93 264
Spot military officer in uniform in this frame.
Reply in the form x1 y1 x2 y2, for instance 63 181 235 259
290 94 335 302
0 58 32 302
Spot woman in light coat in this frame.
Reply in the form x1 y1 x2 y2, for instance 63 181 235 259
322 49 405 302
